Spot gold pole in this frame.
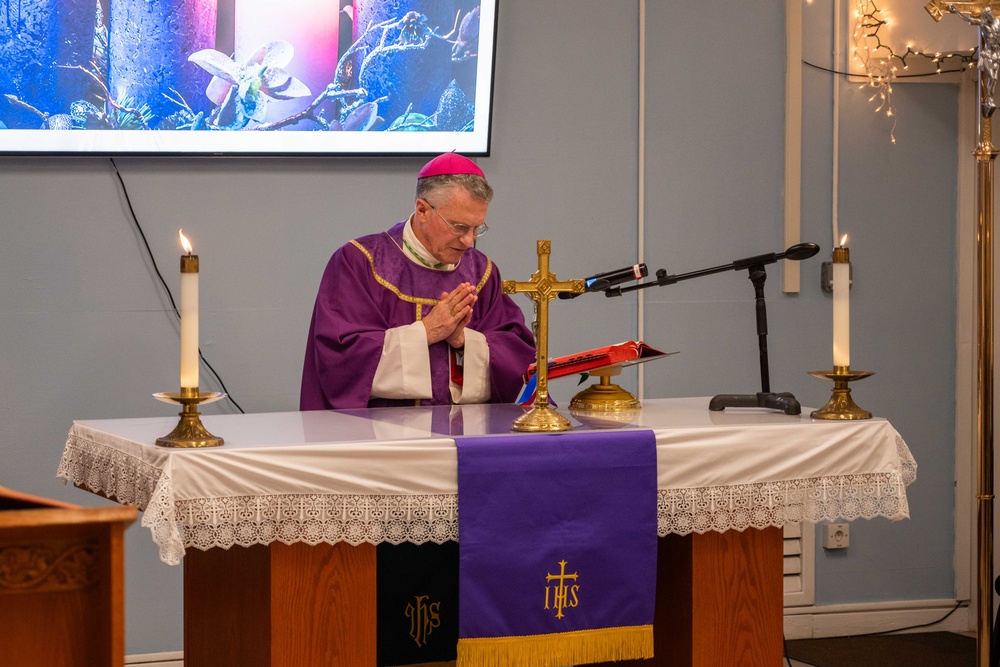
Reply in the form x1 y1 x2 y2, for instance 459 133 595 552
975 102 995 667
925 5 999 661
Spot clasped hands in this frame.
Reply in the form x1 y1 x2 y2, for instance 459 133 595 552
424 282 477 349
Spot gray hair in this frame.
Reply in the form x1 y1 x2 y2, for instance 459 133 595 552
416 174 494 204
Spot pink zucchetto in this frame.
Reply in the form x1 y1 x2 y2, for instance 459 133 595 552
417 152 485 179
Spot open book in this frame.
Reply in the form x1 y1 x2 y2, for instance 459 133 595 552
517 341 673 405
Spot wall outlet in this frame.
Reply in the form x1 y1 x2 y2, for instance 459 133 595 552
822 522 850 549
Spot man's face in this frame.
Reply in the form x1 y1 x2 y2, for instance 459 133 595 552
412 186 489 265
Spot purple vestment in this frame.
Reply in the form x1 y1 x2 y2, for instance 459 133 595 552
300 222 536 410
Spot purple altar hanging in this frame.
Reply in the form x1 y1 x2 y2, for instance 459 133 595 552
456 429 658 667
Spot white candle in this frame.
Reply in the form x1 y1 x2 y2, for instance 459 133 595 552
179 230 199 391
832 235 850 369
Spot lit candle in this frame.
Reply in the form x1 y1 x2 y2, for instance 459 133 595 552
832 235 850 369
179 230 199 391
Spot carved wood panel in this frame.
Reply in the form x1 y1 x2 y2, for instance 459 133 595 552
0 541 98 594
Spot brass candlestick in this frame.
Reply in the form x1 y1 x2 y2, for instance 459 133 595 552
807 367 874 420
153 389 226 447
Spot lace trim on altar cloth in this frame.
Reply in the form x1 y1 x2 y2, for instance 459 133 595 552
166 494 460 565
57 434 163 510
57 431 917 566
56 435 462 566
56 435 186 563
657 431 916 535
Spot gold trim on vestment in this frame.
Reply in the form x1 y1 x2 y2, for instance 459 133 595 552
457 624 653 667
476 261 493 293
349 239 494 322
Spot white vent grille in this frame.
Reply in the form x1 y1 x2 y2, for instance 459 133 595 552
783 521 815 607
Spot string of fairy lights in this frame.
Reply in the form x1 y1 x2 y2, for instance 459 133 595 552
849 0 977 142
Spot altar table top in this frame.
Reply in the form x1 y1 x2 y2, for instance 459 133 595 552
57 397 916 565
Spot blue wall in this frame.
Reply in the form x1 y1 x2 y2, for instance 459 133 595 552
0 0 959 653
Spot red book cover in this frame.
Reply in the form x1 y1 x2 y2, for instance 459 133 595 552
525 340 669 380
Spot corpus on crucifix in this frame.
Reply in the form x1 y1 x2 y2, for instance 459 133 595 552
502 240 584 432
935 1 1000 114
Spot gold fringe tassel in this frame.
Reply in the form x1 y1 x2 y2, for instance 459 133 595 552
456 624 653 667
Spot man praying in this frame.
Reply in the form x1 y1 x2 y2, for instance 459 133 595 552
300 152 536 410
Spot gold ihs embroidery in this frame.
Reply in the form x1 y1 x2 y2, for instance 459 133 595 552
405 594 441 647
544 559 580 619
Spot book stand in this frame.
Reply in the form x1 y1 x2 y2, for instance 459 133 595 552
606 243 819 416
569 365 641 411
519 343 673 414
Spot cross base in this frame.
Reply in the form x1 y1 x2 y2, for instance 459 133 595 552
512 405 573 432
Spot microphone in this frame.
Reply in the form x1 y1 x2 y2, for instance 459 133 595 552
559 263 648 298
731 242 820 271
779 242 820 261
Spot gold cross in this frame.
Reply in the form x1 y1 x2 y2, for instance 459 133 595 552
502 240 584 431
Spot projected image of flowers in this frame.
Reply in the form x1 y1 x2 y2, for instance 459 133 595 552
0 0 492 154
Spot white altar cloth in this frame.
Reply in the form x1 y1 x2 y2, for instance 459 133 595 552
57 397 916 565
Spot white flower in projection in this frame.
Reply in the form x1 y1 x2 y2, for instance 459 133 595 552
188 41 312 129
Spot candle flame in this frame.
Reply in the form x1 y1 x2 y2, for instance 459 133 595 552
840 234 848 247
179 229 193 254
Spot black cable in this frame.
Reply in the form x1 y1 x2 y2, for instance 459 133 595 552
782 601 966 666
784 634 795 666
110 158 178 313
842 599 965 638
785 633 824 666
109 157 245 414
803 59 970 79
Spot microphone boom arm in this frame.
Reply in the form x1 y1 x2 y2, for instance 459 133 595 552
599 241 820 416
605 243 819 297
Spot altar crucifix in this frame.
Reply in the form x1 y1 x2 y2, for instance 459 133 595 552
929 1 1000 114
502 240 584 432
927 3 1000 666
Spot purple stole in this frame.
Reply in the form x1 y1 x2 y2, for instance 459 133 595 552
456 430 657 666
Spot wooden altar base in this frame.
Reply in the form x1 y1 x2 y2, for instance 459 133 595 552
184 541 377 667
184 526 782 667
601 526 784 667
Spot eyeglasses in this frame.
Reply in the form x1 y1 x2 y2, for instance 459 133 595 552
424 200 489 238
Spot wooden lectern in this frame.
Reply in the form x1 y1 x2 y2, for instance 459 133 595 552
0 486 136 667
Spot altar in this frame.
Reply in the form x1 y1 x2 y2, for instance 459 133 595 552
57 397 915 667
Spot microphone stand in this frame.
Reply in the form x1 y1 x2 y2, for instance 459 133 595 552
606 243 820 416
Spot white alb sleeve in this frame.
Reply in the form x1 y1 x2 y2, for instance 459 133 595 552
371 321 433 400
451 328 490 404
